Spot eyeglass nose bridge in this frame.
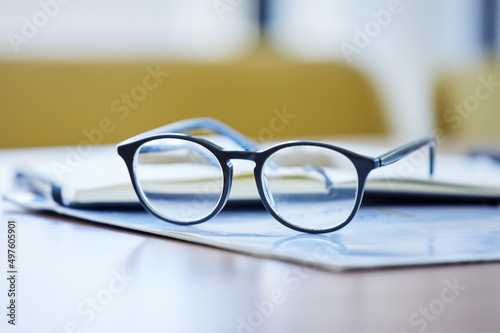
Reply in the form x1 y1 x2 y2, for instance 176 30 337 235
223 150 259 161
218 150 267 209
219 150 260 194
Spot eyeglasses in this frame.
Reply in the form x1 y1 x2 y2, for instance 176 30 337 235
117 118 435 234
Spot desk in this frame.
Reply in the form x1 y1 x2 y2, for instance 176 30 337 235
1 147 499 333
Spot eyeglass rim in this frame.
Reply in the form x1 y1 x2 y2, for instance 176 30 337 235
119 134 231 226
117 133 378 233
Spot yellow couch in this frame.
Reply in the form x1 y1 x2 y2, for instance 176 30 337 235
0 55 386 148
435 64 500 139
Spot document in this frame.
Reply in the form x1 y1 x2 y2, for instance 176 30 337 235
5 188 500 271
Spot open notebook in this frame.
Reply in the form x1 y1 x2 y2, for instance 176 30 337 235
13 139 500 209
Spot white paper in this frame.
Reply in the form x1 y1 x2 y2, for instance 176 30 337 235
5 189 500 271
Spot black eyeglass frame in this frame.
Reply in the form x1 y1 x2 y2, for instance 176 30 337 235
117 118 435 234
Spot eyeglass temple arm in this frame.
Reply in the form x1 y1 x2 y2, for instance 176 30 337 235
375 137 435 175
118 117 259 150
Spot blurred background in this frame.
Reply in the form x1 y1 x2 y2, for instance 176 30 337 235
0 0 499 148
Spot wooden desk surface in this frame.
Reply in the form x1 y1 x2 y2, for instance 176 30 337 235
1 147 499 333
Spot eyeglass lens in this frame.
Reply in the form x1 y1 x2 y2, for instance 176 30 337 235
261 145 359 231
134 138 224 223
